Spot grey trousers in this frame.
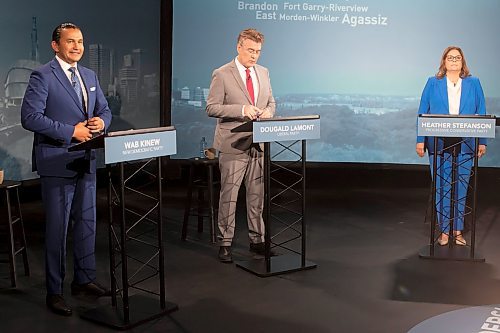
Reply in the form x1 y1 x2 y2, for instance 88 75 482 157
217 146 265 246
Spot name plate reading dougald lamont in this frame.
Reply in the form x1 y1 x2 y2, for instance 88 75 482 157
417 115 496 138
252 115 320 143
104 127 177 164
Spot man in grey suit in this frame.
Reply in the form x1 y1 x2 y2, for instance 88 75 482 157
206 28 276 263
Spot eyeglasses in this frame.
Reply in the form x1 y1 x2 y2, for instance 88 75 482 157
446 55 462 62
239 44 261 56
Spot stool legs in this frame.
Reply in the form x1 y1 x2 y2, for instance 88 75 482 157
197 189 204 233
181 162 217 243
181 165 194 241
15 188 30 278
3 185 30 288
5 189 17 287
207 165 216 243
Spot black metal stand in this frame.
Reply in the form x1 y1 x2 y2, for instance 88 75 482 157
236 140 317 277
0 180 30 287
419 137 484 262
81 157 177 329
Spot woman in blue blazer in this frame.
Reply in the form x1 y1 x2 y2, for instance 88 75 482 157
416 46 487 246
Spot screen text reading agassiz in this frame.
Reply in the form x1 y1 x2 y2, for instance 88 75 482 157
237 1 389 26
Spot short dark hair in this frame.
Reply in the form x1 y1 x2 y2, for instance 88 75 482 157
51 22 80 43
237 28 264 45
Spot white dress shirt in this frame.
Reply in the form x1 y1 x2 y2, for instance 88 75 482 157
55 55 106 131
447 77 462 115
235 57 259 116
55 55 88 112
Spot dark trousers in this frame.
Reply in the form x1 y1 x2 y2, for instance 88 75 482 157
41 173 97 295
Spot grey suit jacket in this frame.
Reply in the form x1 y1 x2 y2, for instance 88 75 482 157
206 60 276 154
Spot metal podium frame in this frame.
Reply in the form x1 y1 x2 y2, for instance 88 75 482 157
417 115 496 262
235 115 319 277
69 127 178 329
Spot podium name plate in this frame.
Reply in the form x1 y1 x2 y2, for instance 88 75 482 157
417 116 495 138
104 129 177 164
253 117 320 143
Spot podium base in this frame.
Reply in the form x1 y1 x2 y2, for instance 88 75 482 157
235 254 317 277
80 294 178 330
418 245 485 262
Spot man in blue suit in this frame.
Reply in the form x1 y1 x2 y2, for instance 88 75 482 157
416 46 486 247
21 23 112 316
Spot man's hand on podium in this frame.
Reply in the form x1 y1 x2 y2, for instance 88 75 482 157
243 105 261 120
87 117 105 133
257 109 273 119
73 121 92 142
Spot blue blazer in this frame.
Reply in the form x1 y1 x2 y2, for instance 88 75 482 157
21 58 112 177
416 76 487 154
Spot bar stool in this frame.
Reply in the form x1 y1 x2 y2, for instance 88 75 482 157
182 158 219 243
0 180 30 287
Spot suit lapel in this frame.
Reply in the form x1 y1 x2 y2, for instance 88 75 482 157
79 68 91 116
438 77 449 112
229 60 254 105
459 78 470 114
254 66 264 107
50 59 85 115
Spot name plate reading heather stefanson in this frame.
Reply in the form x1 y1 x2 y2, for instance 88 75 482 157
417 115 496 138
104 127 177 164
253 115 321 143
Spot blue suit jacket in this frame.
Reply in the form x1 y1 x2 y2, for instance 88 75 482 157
21 58 112 177
416 76 487 154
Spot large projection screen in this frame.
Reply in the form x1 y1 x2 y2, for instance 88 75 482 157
171 0 500 166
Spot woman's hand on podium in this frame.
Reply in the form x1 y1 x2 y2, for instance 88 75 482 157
416 143 425 158
478 144 487 158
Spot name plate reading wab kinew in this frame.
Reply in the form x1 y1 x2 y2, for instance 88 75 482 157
253 118 321 143
417 117 495 138
104 129 177 164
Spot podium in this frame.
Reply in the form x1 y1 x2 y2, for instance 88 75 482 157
235 115 320 277
69 127 178 329
417 115 496 262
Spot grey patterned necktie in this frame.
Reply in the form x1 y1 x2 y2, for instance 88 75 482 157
68 67 84 109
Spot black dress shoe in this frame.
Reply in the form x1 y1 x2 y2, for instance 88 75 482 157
46 294 72 316
218 246 233 263
71 281 111 297
249 242 277 256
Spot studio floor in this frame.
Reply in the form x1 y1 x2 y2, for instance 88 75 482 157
1 164 500 333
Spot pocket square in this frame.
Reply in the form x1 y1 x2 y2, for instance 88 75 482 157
90 87 96 92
